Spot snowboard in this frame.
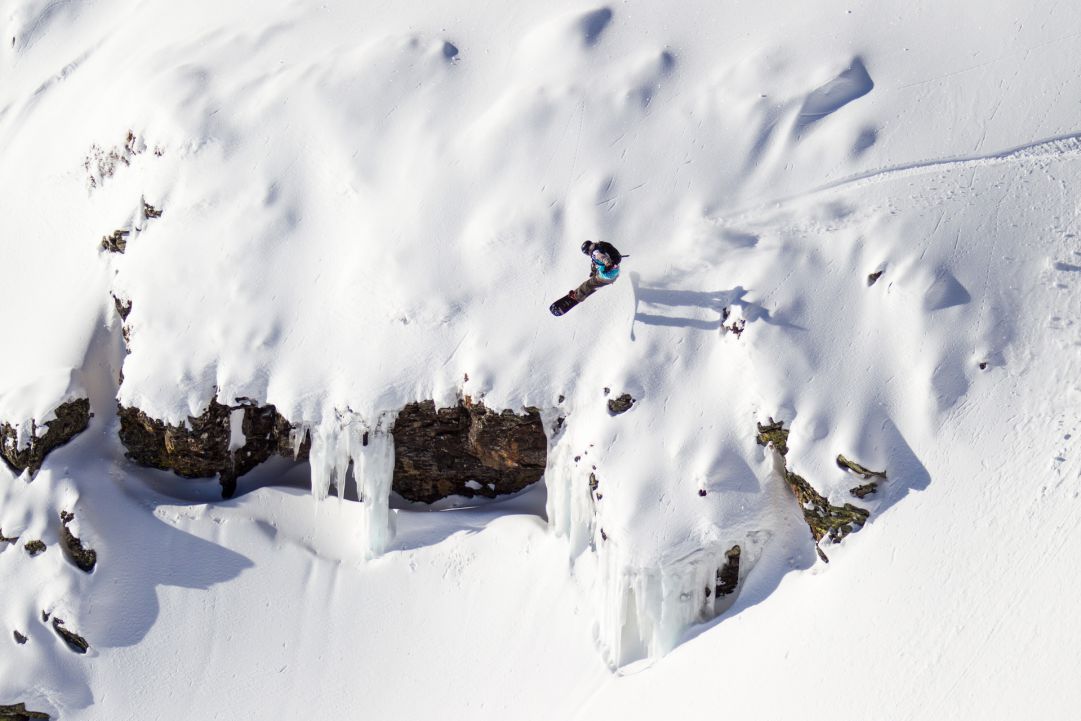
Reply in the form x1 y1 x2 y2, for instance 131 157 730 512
549 293 580 316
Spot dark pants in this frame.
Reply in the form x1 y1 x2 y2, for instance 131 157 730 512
575 273 616 300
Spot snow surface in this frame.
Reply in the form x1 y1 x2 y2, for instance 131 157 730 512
2 0 1081 718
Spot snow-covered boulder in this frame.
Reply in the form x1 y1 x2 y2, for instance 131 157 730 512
0 367 92 478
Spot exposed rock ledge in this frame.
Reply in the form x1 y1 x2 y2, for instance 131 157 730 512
0 399 91 476
118 398 547 502
393 399 547 503
119 400 305 498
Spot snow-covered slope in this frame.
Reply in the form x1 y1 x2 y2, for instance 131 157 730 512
2 0 1080 718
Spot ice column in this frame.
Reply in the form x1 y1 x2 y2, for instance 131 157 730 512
543 414 596 557
304 411 396 558
593 542 719 667
354 421 394 558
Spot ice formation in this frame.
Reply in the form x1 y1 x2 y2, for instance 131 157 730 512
302 411 396 558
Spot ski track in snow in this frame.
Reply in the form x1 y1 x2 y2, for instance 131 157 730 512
732 130 1081 220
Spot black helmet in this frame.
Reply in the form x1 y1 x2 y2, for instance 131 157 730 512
581 240 595 255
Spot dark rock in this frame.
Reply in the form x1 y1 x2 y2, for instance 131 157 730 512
100 228 130 253
0 529 17 544
867 270 884 286
836 453 886 480
715 545 741 597
13 631 27 645
143 200 162 219
40 611 49 623
51 618 88 654
120 397 545 504
607 393 635 416
0 702 51 720
23 540 45 557
698 488 707 497
978 361 988 370
849 482 878 499
59 512 97 573
1 398 91 476
392 399 546 503
755 418 789 456
112 294 133 321
118 400 306 499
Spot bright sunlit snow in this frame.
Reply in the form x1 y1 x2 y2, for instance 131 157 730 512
2 0 1080 719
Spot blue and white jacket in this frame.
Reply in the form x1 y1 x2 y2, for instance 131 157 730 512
591 250 620 280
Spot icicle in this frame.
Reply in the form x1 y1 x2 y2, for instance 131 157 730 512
354 419 395 559
594 543 719 667
542 410 595 557
304 410 396 557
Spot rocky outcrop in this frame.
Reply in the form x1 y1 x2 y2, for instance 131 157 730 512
756 419 870 563
836 453 886 499
118 400 306 498
606 393 636 416
51 617 88 654
59 512 97 573
0 398 91 476
118 397 547 503
0 703 50 721
715 544 741 597
393 399 547 503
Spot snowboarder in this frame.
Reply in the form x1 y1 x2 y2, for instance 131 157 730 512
550 241 623 316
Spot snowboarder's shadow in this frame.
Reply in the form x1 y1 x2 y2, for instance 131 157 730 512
631 274 807 335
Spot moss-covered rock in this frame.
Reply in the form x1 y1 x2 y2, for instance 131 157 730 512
757 419 870 562
755 418 789 457
23 540 45 557
606 393 636 416
0 398 91 476
836 453 886 499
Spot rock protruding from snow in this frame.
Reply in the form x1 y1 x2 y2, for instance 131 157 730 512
0 703 50 720
59 511 97 573
757 419 870 562
393 399 547 503
118 397 546 506
0 398 91 476
117 400 303 497
606 393 635 416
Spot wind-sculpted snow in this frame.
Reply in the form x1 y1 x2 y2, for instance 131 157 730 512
3 0 1081 716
